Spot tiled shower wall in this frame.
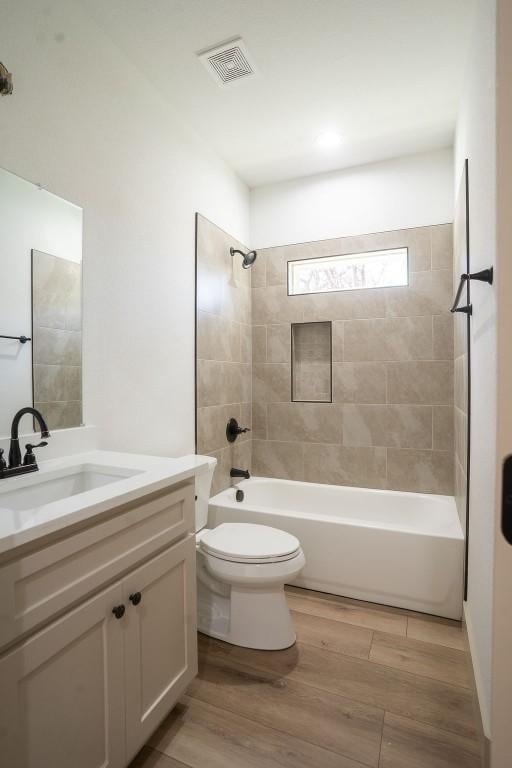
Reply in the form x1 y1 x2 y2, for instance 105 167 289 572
250 225 455 494
196 215 252 495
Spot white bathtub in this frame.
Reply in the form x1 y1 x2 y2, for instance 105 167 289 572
209 477 464 619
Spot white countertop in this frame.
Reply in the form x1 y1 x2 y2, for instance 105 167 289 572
0 450 213 557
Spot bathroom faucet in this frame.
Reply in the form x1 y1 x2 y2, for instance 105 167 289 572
230 467 250 480
0 407 51 479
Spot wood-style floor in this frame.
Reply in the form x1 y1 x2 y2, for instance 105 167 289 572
130 586 482 768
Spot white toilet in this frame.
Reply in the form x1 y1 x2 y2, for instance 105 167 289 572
195 458 306 650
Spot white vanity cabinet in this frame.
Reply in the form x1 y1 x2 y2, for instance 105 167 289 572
0 479 198 768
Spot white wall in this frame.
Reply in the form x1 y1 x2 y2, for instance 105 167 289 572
0 0 249 458
491 0 512 764
455 0 496 739
250 148 454 248
0 168 82 436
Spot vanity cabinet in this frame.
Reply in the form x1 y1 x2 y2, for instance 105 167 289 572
0 481 197 768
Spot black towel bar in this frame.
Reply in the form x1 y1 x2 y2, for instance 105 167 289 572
450 267 493 314
0 334 31 343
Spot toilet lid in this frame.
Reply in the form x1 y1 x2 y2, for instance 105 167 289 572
199 523 301 564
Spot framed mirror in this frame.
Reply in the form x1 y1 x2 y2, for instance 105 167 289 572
0 167 83 436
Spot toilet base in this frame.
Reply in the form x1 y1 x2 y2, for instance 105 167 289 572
197 580 297 650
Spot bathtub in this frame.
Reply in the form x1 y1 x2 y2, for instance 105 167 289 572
208 477 464 619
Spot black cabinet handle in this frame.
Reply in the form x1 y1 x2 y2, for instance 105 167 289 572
112 604 125 619
129 592 142 606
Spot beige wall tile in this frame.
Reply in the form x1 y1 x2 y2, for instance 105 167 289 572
385 226 431 272
253 285 303 324
433 314 454 360
433 406 454 451
333 362 387 404
197 311 240 362
268 403 342 443
344 316 433 362
33 364 81 403
387 361 453 405
265 246 290 287
332 322 344 362
250 249 267 288
252 325 267 363
252 402 268 439
292 321 331 362
252 440 304 480
303 444 387 488
268 324 291 363
293 362 332 402
455 408 468 474
253 363 291 403
196 216 252 492
197 360 244 407
33 327 81 366
387 449 454 494
239 402 252 433
207 447 231 497
454 310 467 359
35 401 82 430
240 324 252 364
455 457 467 531
197 404 241 454
431 223 454 270
302 288 387 323
32 250 81 332
343 405 432 449
386 270 452 318
454 354 468 413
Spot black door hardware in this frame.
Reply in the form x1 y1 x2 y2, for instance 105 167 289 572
501 456 512 545
226 417 251 443
112 605 126 619
236 489 245 502
450 267 493 315
129 592 142 606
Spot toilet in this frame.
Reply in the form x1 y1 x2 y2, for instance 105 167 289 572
195 457 306 650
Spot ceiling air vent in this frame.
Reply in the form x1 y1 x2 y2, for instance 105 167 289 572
198 37 256 86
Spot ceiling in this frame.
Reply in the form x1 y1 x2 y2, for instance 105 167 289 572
80 0 475 188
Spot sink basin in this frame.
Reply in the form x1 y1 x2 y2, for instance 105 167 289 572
0 464 142 513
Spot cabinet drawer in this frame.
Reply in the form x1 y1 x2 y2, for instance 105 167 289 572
0 481 194 650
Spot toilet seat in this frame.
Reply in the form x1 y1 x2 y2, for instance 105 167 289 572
199 522 301 564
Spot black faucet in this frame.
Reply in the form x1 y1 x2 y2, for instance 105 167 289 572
230 467 250 480
0 407 51 479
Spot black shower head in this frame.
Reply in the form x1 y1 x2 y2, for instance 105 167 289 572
230 247 257 269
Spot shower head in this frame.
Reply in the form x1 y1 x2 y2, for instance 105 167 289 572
230 247 257 269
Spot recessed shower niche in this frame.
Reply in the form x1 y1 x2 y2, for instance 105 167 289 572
291 321 332 402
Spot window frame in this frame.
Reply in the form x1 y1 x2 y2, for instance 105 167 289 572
286 246 409 297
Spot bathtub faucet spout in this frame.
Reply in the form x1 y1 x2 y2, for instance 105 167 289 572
230 467 250 480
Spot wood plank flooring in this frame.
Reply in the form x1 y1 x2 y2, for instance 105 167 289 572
130 586 482 768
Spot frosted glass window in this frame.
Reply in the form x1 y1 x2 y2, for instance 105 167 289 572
288 247 408 296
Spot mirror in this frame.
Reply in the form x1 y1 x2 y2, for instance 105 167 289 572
0 167 83 436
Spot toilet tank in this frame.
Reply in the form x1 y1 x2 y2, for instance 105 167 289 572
194 456 217 533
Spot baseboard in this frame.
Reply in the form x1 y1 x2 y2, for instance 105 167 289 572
463 603 492 767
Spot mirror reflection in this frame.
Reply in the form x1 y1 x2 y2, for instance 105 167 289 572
0 167 83 436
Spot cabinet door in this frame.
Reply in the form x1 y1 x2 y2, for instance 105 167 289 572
123 536 197 760
0 581 126 768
